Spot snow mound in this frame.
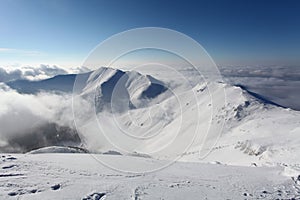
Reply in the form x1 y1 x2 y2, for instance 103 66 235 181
102 150 122 155
27 146 88 154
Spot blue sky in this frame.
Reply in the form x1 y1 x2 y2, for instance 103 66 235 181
0 0 299 68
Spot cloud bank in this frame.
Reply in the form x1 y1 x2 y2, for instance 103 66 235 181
0 64 90 82
0 84 92 153
220 66 300 110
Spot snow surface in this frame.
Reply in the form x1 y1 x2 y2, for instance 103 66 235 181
0 153 300 199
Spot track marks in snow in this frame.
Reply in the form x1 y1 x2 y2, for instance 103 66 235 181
83 192 106 200
1 155 17 162
0 173 24 177
132 186 148 200
7 188 40 196
51 184 61 190
168 180 191 188
2 164 17 169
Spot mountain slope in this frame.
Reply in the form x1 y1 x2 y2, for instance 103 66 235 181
5 72 91 94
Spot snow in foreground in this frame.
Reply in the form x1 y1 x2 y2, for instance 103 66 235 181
0 153 300 199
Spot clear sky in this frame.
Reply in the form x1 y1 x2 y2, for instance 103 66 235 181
0 0 299 68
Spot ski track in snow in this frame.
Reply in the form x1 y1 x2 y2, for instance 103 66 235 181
0 154 300 199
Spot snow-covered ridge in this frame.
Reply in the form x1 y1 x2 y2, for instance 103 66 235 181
80 67 168 112
27 146 88 154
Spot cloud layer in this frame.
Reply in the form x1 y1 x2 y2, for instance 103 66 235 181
220 66 300 110
0 64 90 82
0 84 92 153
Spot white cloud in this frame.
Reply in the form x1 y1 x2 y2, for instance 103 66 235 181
0 84 92 152
0 64 90 82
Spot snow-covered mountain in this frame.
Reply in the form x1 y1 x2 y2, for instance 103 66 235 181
72 67 299 169
6 72 91 94
1 66 300 199
2 67 300 169
79 67 168 112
